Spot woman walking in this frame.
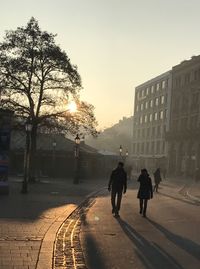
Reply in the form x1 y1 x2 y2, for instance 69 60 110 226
137 169 153 217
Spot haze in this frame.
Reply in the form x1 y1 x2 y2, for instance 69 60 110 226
1 0 200 128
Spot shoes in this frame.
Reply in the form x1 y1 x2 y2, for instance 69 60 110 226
114 213 120 218
139 209 142 214
112 208 115 214
142 213 146 218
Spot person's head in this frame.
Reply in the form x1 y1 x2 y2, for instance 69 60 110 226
118 162 124 169
141 168 148 175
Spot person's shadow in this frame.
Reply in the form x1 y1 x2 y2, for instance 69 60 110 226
117 218 184 269
148 219 200 261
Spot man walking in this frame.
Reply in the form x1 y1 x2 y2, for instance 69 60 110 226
108 162 127 217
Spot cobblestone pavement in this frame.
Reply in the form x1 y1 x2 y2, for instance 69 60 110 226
53 188 105 269
0 178 106 269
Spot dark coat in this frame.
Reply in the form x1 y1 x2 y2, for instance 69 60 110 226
154 169 162 184
108 167 127 192
137 174 153 200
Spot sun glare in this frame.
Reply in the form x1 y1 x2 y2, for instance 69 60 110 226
68 101 77 113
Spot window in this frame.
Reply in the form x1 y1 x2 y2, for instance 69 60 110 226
191 92 199 111
146 142 149 154
190 115 198 129
161 95 165 104
156 83 160 91
160 110 164 120
184 73 190 84
149 114 153 122
156 141 160 154
152 127 155 137
147 128 150 137
162 142 165 154
141 103 144 111
150 100 153 108
144 115 148 123
142 89 145 97
175 76 181 87
145 101 148 109
155 97 159 106
157 125 161 137
154 112 158 121
136 105 139 112
142 129 145 138
137 143 140 153
137 129 140 139
151 141 155 154
162 80 166 89
194 68 200 80
151 85 154 94
146 87 149 95
140 116 143 124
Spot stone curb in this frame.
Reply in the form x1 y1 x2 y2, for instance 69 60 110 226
36 204 77 269
36 186 106 269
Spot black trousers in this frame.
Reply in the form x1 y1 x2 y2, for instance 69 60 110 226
139 199 148 215
111 189 123 214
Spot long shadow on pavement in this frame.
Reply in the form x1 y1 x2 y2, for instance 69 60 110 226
0 180 105 221
148 219 200 261
116 218 184 269
82 232 107 269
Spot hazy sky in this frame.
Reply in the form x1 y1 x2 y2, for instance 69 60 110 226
1 0 200 129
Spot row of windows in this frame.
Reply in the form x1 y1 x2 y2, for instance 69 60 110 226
135 110 167 125
174 68 200 87
136 95 166 112
132 141 166 155
172 115 199 132
134 125 166 140
172 92 199 115
136 79 168 99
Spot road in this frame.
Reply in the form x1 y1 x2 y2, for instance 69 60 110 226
80 181 200 269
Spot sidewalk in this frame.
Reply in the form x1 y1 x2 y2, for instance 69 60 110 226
161 176 200 202
0 177 106 269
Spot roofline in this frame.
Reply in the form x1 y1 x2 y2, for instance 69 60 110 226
135 70 171 89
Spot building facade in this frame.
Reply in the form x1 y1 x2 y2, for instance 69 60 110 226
132 71 172 173
167 56 200 176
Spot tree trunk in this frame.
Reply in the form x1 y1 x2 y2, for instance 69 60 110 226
29 124 38 182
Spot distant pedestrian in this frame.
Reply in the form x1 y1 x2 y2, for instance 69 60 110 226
137 169 153 217
153 168 162 192
108 162 127 217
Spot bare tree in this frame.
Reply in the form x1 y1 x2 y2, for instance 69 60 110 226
0 17 97 179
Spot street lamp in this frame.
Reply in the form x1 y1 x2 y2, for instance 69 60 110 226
21 117 32 194
74 134 80 184
119 145 123 157
52 140 57 179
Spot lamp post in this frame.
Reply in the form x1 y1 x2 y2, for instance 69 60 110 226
52 140 57 179
21 118 32 194
74 134 80 184
125 150 129 161
119 145 123 159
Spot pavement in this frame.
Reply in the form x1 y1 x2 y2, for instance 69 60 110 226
80 178 200 269
0 177 106 269
0 176 199 269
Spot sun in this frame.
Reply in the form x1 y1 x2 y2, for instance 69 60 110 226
67 101 77 113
